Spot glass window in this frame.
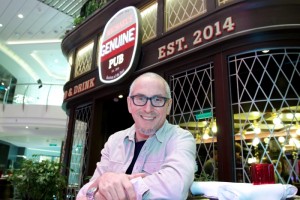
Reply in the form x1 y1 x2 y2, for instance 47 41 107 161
140 1 158 43
68 104 92 189
229 48 300 183
169 63 217 181
74 41 94 78
165 0 207 31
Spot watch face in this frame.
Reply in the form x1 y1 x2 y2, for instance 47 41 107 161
86 187 98 200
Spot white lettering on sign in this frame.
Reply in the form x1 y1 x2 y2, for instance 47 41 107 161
101 27 135 57
98 6 141 84
109 53 124 69
158 16 236 60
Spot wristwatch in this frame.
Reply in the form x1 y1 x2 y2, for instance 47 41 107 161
86 187 98 200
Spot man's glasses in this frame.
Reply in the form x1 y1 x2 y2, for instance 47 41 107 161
130 95 169 107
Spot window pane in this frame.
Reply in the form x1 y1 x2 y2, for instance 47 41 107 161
165 0 207 31
229 48 300 183
141 2 158 43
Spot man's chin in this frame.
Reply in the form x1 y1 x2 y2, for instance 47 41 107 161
140 128 156 136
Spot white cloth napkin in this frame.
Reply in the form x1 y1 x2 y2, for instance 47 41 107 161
190 181 298 200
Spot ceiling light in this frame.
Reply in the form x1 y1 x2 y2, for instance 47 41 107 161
211 119 217 133
118 94 123 98
278 136 285 143
291 133 297 138
286 113 294 119
211 125 217 133
289 138 300 148
0 24 3 27
264 137 269 143
18 14 24 18
273 116 281 125
202 133 209 140
16 155 27 159
272 110 282 125
262 50 269 53
247 157 257 164
254 127 261 134
252 120 261 134
7 39 62 45
25 126 29 129
252 137 260 146
27 148 60 153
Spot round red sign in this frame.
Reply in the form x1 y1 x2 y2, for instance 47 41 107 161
98 6 142 84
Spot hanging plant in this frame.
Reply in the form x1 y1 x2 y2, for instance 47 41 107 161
73 16 85 26
73 0 106 26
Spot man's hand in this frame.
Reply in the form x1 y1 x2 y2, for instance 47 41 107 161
94 172 146 200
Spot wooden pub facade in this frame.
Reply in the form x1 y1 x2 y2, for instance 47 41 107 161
61 0 300 196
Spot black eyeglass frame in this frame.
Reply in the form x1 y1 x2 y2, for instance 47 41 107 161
130 95 169 107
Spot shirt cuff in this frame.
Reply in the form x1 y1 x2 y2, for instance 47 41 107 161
130 177 149 200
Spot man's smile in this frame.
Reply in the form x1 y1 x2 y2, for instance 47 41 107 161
141 115 156 120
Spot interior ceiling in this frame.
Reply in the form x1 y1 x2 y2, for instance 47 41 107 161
0 0 88 152
0 0 88 84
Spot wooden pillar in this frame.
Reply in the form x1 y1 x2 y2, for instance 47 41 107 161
214 52 235 182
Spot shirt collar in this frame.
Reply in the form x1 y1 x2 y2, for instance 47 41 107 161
125 124 136 142
154 120 168 143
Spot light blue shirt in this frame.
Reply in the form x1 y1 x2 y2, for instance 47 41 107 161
77 120 196 199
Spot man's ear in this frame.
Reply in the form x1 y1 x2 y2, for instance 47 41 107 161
166 99 172 115
127 96 132 114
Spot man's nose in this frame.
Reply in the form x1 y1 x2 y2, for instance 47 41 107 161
144 99 153 112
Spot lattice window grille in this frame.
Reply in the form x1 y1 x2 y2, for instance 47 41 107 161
74 41 94 78
169 62 217 180
141 2 158 43
67 104 92 193
229 48 300 183
165 0 207 31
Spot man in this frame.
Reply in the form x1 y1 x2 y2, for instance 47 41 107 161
77 72 196 200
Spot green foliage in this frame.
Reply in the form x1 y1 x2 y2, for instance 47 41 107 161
73 0 105 26
8 159 67 200
73 16 85 26
194 171 213 181
85 0 102 17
